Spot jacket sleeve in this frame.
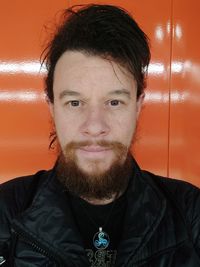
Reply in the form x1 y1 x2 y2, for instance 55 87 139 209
0 183 14 264
165 178 200 256
184 184 200 255
0 176 33 264
152 173 200 257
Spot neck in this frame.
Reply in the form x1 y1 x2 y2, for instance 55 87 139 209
82 197 115 205
81 191 123 205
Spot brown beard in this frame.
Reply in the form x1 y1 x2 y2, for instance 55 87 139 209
55 140 133 200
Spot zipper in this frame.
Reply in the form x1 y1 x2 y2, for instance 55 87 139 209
0 256 6 266
11 226 64 266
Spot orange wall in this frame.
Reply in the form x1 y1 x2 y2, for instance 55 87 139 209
0 0 199 187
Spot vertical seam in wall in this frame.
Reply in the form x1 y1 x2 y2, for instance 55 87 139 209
167 0 174 177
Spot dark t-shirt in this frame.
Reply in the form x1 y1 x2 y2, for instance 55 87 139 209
69 193 127 267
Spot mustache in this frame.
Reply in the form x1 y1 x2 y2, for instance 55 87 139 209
65 140 128 152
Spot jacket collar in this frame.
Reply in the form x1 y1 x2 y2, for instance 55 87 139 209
13 159 167 265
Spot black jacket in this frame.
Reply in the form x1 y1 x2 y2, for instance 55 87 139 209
0 161 200 266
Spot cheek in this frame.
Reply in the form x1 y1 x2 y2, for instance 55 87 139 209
54 112 78 145
114 114 137 144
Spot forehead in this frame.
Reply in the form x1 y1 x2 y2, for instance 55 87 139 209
53 51 136 95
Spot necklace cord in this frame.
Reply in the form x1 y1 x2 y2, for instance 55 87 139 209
79 192 120 230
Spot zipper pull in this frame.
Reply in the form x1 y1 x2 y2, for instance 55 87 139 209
0 256 6 265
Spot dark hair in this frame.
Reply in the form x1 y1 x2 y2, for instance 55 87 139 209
42 4 150 103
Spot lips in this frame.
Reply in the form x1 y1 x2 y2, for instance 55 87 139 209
79 145 110 153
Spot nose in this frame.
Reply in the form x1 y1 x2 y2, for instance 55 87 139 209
81 106 110 137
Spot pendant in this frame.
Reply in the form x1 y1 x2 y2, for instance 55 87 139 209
93 227 110 250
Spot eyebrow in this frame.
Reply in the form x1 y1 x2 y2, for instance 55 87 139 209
107 89 131 98
59 90 81 99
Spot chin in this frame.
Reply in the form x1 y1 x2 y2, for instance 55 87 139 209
78 155 116 173
79 162 112 176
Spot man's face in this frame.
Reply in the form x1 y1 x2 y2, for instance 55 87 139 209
50 51 143 176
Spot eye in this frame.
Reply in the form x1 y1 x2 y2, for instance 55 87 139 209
68 100 80 107
110 100 120 106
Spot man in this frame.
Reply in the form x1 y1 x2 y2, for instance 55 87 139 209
0 4 200 267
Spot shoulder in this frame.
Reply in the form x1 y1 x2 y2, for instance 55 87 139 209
0 171 50 213
0 170 52 237
143 170 200 211
142 170 200 243
145 171 200 207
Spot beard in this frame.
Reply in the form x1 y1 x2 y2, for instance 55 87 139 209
55 140 133 200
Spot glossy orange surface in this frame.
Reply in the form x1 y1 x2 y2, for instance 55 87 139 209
169 0 200 186
0 0 69 181
0 0 199 187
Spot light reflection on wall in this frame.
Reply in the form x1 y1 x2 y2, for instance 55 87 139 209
155 22 182 41
154 22 171 41
171 61 184 73
166 21 171 34
145 91 191 104
148 62 165 74
145 91 169 103
170 91 189 103
171 60 193 73
0 90 45 102
0 61 46 75
174 23 182 40
155 25 164 41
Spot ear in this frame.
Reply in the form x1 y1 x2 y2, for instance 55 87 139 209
136 92 145 119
